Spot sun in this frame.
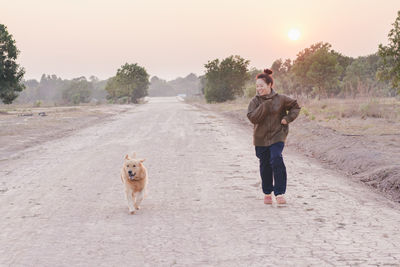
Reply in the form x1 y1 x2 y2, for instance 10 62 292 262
288 28 301 41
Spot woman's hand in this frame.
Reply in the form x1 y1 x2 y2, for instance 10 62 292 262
281 118 288 125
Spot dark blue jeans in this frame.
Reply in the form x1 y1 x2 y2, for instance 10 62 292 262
255 142 287 196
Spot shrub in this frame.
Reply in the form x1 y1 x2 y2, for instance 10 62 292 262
245 85 256 98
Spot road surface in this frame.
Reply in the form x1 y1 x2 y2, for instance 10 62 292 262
1 97 400 266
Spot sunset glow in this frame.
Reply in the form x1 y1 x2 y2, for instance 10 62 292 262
288 29 301 41
1 1 399 80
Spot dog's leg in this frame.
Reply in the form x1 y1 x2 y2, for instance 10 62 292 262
125 188 135 214
134 190 145 210
132 191 137 210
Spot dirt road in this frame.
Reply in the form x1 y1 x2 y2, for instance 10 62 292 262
1 97 400 266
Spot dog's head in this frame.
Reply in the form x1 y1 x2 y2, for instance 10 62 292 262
123 154 146 181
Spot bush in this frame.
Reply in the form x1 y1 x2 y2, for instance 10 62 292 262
359 99 383 118
244 85 256 98
33 100 42 107
117 96 130 104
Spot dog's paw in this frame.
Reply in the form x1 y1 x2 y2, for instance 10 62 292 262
129 210 136 215
135 206 140 210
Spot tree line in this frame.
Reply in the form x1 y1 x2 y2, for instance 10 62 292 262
17 74 107 105
202 11 400 102
1 10 400 105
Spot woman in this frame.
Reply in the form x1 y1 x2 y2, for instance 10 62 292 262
247 69 301 205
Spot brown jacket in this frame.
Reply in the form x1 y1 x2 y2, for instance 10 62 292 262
247 89 301 146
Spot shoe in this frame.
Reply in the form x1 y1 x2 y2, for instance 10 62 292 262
276 194 287 204
264 194 273 204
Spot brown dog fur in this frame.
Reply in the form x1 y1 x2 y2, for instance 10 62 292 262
120 153 148 214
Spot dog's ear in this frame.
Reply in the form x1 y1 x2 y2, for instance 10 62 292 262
125 154 130 160
139 158 146 163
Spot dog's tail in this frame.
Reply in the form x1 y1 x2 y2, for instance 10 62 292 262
132 152 137 158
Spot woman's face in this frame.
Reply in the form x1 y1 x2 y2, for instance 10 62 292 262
256 79 271 96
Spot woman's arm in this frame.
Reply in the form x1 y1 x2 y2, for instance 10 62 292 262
282 95 301 123
247 98 268 124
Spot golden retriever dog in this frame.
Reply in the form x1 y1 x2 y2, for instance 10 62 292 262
120 153 148 214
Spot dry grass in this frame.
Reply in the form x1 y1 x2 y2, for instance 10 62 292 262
187 96 400 136
298 97 400 135
300 97 400 122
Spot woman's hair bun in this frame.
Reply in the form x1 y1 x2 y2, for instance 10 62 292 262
264 69 273 75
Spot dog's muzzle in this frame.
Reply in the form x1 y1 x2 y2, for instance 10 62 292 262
128 171 137 181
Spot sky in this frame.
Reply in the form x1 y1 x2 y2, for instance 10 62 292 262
1 0 400 81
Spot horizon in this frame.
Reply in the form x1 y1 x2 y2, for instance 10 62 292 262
1 0 399 81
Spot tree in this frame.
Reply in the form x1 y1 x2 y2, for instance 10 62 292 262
332 51 354 77
270 59 297 96
343 54 387 98
105 63 149 103
307 48 342 98
62 76 92 104
204 55 250 103
168 73 200 96
292 42 341 98
378 10 400 94
0 24 25 104
199 75 206 95
148 76 175 96
37 74 64 102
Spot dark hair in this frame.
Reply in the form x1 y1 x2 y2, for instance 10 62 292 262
256 69 274 86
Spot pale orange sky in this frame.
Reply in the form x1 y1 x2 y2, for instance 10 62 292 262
1 0 399 81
